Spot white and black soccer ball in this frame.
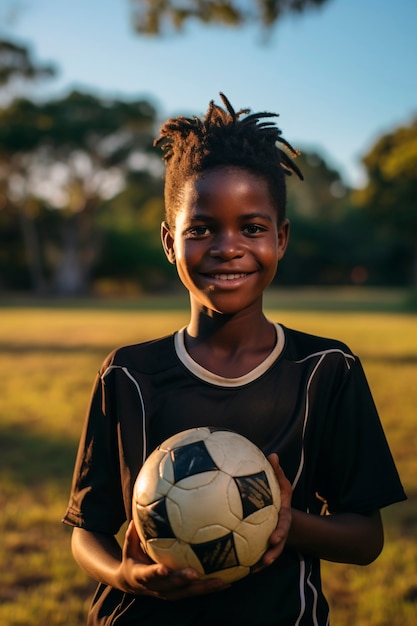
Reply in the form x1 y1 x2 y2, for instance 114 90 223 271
132 427 281 583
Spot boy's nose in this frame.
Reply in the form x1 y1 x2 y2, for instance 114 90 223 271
209 231 244 259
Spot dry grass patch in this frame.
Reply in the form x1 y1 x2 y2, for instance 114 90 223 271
0 303 416 625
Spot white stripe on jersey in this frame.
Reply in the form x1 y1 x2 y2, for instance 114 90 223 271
102 365 148 464
292 348 355 625
292 348 355 491
295 348 355 368
295 556 306 626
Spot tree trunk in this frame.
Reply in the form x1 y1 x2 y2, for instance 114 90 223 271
16 205 48 294
53 201 100 295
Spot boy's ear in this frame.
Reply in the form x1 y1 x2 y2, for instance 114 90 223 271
277 219 290 260
161 221 176 264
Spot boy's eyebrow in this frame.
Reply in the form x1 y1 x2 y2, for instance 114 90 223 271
242 212 274 223
188 212 274 223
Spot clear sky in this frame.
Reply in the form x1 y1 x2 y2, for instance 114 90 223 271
1 0 416 187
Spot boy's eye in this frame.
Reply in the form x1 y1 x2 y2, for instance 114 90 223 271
242 224 265 235
187 225 210 237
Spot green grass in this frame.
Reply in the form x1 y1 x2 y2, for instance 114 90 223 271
0 292 416 625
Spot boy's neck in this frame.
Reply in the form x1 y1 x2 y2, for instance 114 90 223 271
184 310 277 378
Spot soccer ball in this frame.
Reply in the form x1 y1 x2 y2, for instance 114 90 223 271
132 427 281 583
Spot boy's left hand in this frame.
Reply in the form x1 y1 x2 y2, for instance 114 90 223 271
257 453 292 569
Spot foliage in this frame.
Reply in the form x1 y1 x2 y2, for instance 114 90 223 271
0 300 416 625
280 151 360 286
1 36 416 294
0 86 160 294
353 118 417 285
0 38 55 92
0 90 156 152
94 173 172 293
130 0 330 35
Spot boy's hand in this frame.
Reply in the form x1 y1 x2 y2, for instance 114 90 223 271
119 521 230 600
256 453 292 569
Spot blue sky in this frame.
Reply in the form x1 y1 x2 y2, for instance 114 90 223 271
2 0 416 187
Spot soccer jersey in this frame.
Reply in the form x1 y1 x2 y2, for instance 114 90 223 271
63 324 406 625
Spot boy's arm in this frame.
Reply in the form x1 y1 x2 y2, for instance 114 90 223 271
71 524 230 600
265 454 384 567
285 508 383 565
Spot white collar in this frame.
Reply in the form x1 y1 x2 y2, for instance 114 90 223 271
174 323 285 387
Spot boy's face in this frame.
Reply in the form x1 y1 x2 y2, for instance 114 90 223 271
161 166 289 316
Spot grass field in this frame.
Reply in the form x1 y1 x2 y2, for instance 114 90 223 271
0 290 416 625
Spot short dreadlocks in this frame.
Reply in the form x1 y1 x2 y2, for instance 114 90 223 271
154 93 303 228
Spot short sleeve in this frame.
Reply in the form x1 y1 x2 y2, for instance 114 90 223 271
62 368 126 535
316 357 406 515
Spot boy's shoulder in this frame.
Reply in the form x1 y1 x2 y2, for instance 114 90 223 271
282 325 355 361
100 333 176 376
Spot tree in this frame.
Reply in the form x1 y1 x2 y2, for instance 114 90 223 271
130 0 330 35
0 91 160 294
0 38 55 101
353 117 417 286
279 149 358 285
94 170 169 294
0 37 56 292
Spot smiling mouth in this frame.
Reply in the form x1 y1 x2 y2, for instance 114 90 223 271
209 273 249 281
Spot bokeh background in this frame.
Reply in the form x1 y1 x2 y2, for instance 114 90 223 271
1 0 416 297
0 2 416 625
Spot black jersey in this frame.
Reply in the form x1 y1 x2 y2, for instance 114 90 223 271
63 324 406 626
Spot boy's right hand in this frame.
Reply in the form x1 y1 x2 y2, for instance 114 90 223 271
119 521 231 600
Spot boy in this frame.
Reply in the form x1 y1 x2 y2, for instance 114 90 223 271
63 93 406 625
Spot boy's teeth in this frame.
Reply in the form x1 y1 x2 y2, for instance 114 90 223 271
212 273 245 280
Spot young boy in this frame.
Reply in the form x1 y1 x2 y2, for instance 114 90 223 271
63 93 406 625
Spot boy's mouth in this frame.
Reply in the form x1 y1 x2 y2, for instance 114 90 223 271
209 273 248 281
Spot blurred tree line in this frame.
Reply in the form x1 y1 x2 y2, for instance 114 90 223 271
0 37 416 296
130 0 330 35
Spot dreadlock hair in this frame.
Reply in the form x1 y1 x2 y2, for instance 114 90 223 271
154 93 303 228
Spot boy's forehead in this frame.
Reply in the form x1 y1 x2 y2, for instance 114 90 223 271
182 166 269 197
172 167 279 224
